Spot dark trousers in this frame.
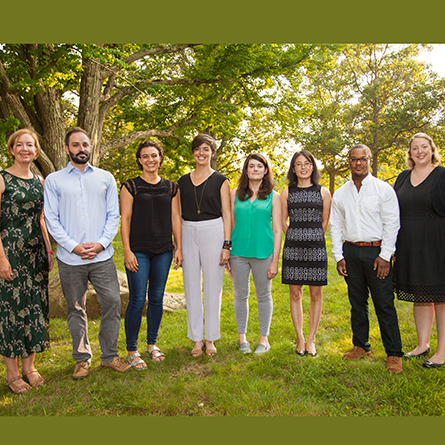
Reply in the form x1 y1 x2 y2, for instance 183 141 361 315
343 243 403 357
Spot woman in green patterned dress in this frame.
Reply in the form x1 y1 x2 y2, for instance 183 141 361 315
0 129 53 394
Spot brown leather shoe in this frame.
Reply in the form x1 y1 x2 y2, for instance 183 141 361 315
101 356 131 372
387 356 403 374
342 346 371 361
73 361 90 380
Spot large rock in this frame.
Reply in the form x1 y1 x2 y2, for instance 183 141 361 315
48 270 186 319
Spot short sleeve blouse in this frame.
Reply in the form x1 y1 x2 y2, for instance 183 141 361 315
121 176 178 254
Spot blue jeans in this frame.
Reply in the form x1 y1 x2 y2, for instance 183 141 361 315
124 250 173 351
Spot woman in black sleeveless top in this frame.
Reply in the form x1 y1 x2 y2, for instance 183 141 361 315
178 134 231 357
120 140 182 369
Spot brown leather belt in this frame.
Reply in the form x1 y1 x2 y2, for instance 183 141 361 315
345 240 382 247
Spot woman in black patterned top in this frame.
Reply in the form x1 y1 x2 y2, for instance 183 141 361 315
120 140 182 369
280 151 331 357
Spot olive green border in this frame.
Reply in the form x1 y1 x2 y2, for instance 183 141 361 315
0 0 445 42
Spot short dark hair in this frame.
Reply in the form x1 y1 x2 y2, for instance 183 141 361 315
287 150 320 186
348 144 372 158
237 153 274 201
136 140 164 170
191 134 217 155
65 127 90 147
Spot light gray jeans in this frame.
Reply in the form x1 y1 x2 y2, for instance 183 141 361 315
182 218 225 342
57 257 121 364
230 255 273 337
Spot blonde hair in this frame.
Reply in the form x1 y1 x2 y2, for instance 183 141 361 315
406 133 441 169
7 128 41 160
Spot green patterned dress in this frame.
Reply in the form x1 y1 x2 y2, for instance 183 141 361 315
0 170 50 358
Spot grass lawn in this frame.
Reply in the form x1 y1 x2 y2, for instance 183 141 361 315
1 231 445 416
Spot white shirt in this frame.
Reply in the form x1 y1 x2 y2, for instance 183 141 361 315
330 173 400 263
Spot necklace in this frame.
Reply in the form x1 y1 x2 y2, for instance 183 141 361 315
193 172 212 214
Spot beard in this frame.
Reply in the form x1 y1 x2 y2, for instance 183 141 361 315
68 150 90 165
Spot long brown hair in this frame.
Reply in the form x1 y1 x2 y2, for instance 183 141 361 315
237 153 274 201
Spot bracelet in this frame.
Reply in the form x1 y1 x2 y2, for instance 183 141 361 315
222 240 232 250
48 251 53 254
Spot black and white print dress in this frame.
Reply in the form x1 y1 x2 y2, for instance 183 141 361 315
281 184 327 286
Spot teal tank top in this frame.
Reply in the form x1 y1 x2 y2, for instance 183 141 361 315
231 191 274 259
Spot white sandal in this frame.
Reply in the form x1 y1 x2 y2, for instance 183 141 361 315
147 346 165 362
127 352 148 371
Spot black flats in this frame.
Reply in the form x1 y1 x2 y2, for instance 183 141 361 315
404 347 430 359
423 360 445 369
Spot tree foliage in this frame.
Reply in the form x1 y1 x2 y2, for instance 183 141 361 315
291 44 445 192
0 43 320 181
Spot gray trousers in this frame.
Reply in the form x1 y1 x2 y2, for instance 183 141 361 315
57 258 121 364
231 255 273 337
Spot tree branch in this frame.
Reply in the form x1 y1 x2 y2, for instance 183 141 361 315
99 114 197 155
101 44 198 81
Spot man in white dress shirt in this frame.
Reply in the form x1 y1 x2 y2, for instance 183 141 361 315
330 144 404 374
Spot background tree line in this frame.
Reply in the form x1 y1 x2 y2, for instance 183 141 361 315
1 43 444 192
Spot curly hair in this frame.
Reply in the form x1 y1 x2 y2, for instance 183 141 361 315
136 140 164 170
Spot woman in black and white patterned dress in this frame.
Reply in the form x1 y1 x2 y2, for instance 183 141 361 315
281 151 331 357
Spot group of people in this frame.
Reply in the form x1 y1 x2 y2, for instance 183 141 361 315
1 127 444 394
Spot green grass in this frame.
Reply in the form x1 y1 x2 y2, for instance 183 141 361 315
1 231 445 416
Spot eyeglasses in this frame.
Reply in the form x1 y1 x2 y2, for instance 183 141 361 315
295 162 312 169
349 157 370 164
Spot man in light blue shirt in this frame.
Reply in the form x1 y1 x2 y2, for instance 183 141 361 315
44 127 130 379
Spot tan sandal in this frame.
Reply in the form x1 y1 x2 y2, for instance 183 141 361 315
205 343 217 357
191 341 204 357
6 375 32 394
23 369 45 388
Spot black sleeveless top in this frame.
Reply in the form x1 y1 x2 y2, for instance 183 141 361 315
178 171 227 221
121 176 178 254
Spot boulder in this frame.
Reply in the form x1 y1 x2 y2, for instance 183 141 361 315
48 270 186 319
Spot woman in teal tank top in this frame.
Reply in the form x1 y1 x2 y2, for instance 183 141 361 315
227 154 282 354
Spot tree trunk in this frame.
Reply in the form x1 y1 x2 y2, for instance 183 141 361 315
78 55 104 166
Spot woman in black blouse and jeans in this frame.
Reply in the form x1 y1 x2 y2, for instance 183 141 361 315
120 140 182 369
178 134 231 357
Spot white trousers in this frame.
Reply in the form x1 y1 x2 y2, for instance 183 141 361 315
182 217 225 341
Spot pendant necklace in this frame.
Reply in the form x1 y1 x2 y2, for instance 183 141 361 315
194 172 211 214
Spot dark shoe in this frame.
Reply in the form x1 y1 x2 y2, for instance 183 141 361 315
73 361 90 380
387 356 403 374
404 347 430 359
423 360 445 369
342 346 371 361
306 350 317 357
296 349 306 357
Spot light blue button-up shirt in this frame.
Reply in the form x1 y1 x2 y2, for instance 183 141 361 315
43 162 120 266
